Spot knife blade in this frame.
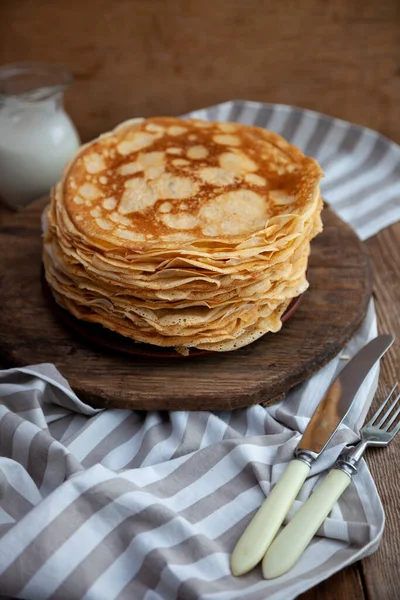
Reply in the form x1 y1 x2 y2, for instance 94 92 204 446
296 333 394 460
230 334 394 576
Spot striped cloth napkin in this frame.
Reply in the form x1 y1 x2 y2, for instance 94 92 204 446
0 100 399 600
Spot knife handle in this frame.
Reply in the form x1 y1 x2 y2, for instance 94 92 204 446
230 459 310 576
262 468 351 579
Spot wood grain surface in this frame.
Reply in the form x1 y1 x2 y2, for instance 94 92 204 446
0 198 371 411
0 0 399 597
1 0 400 144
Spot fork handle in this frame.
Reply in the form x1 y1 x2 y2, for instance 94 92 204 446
262 468 351 579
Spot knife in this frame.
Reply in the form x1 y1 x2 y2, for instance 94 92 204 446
262 380 398 579
230 334 394 577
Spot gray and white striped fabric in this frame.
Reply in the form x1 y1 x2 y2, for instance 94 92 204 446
0 100 398 600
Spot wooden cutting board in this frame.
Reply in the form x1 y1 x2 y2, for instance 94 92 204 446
0 197 371 411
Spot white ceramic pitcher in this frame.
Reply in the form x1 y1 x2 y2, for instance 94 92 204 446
0 62 80 210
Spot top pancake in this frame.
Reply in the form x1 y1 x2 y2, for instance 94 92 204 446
61 117 323 250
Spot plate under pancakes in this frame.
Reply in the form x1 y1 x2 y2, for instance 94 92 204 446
43 117 323 354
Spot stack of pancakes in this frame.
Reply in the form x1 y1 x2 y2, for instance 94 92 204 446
43 117 323 354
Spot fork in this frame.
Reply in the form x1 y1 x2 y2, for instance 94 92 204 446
262 383 400 579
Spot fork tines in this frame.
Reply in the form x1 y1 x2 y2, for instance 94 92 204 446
368 383 400 433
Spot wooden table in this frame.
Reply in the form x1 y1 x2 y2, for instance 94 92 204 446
1 1 399 598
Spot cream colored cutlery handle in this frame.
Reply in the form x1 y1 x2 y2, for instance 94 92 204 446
230 459 310 576
262 468 351 579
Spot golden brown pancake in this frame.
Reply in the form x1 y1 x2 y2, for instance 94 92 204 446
43 116 323 353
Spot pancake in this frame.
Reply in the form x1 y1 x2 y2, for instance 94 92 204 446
59 117 320 247
43 116 323 353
